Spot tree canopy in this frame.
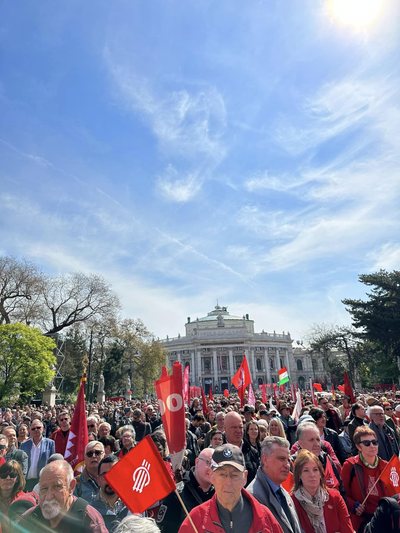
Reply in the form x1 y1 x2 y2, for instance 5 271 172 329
0 323 56 402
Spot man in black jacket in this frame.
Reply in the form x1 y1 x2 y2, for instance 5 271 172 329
156 447 215 533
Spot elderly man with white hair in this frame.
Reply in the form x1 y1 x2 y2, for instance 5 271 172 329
19 459 107 531
74 440 105 503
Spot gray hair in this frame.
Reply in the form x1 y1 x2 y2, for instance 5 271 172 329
114 515 160 533
296 421 318 440
120 425 136 440
261 436 289 456
85 440 105 454
40 459 74 485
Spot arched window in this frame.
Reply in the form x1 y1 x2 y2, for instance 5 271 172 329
256 358 262 371
296 359 303 371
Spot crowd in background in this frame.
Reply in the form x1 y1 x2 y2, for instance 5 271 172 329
0 388 400 532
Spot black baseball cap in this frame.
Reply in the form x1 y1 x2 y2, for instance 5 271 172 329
211 444 245 472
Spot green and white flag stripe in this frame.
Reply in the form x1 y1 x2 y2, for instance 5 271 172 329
278 367 289 385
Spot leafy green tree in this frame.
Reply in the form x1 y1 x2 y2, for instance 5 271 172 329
0 323 56 402
59 327 87 396
343 270 400 383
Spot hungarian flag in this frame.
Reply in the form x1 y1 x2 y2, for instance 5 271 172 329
232 354 252 406
155 362 186 470
278 367 289 386
313 383 323 392
380 455 400 495
64 376 88 473
105 435 176 514
344 372 356 403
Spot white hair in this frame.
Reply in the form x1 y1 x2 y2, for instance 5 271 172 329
114 515 160 533
40 459 74 485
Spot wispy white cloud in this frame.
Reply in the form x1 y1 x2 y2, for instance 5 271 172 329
367 243 400 271
156 165 202 203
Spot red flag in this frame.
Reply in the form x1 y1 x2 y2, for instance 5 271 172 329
313 383 323 392
208 386 214 402
344 372 356 403
231 354 252 407
380 455 400 495
324 458 339 489
248 383 256 406
183 365 190 405
338 384 345 393
223 389 229 398
155 362 186 458
105 435 175 514
64 376 88 473
281 471 294 493
201 387 209 416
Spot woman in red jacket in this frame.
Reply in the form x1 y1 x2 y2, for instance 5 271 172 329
342 426 388 532
291 449 353 533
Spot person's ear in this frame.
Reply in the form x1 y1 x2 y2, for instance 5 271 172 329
243 470 248 486
69 478 77 493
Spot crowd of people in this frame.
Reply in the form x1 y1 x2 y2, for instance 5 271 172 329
0 388 400 532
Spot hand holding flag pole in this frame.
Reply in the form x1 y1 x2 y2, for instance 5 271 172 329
360 456 395 506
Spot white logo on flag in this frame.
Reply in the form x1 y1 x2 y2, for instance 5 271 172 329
132 459 151 493
390 467 399 488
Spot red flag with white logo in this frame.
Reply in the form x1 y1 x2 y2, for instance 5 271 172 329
64 376 88 473
231 354 252 406
380 455 400 495
155 362 186 469
105 435 175 514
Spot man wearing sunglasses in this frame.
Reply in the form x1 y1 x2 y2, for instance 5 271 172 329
51 411 71 455
75 441 105 503
368 405 399 461
21 419 55 491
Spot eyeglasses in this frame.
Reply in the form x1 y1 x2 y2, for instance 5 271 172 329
0 471 17 479
360 439 378 447
88 424 96 428
86 450 103 457
59 418 69 422
0 445 7 451
31 427 42 431
198 457 212 467
385 408 393 411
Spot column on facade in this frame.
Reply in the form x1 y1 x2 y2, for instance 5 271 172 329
197 349 202 386
212 349 218 389
275 350 280 375
285 349 291 377
191 351 196 383
264 351 271 384
177 352 181 363
249 348 255 380
228 349 234 377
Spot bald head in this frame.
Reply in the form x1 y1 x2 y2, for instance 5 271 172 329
224 412 244 446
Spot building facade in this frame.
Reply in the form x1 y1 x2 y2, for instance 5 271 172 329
161 305 300 392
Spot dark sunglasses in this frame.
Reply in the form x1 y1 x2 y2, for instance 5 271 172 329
59 418 69 422
360 439 378 447
0 471 17 479
31 427 42 431
385 408 393 411
86 450 102 457
0 445 7 451
87 424 96 428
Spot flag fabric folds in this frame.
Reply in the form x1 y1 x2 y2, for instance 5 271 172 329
201 387 209 416
64 376 88 473
259 384 267 404
183 364 190 405
343 372 356 403
380 455 400 496
291 389 303 423
105 435 176 514
313 383 323 392
248 383 256 406
231 354 252 406
155 362 186 469
278 367 289 386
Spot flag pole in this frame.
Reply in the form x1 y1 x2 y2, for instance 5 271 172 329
361 456 393 506
175 489 199 533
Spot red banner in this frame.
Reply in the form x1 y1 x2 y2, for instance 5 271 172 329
201 387 209 416
232 354 252 407
155 362 186 455
344 372 356 403
313 383 323 392
259 384 267 404
64 376 88 473
105 435 175 514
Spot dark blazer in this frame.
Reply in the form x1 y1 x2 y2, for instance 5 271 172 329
21 437 55 477
247 467 302 533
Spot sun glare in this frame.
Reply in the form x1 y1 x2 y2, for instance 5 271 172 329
327 0 383 31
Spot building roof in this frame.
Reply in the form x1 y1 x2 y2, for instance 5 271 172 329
193 305 246 322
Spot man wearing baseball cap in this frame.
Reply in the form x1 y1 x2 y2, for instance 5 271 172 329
179 444 283 533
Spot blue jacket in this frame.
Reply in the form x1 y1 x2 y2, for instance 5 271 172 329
21 437 55 478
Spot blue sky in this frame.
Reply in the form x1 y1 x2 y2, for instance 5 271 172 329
1 0 399 342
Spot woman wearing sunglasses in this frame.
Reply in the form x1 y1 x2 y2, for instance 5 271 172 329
0 460 36 530
342 427 388 532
